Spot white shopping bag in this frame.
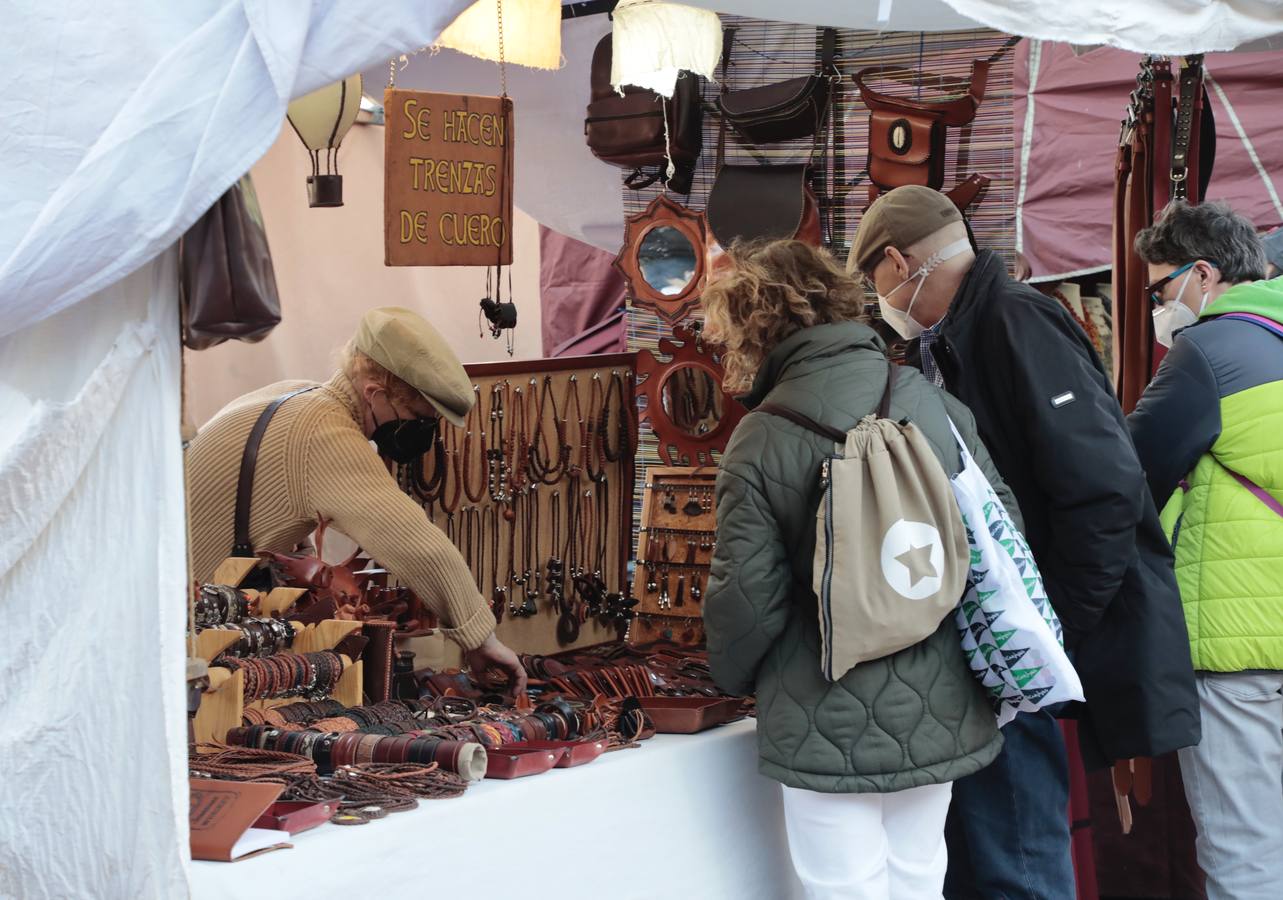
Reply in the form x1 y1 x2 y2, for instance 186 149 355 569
947 419 1085 726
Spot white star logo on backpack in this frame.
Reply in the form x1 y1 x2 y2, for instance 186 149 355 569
880 519 945 600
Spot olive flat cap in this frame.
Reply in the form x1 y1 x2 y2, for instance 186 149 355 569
847 185 962 275
354 307 474 427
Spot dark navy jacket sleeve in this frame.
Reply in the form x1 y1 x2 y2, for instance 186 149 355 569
1127 333 1222 509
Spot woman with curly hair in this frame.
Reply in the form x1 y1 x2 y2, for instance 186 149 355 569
702 240 1015 900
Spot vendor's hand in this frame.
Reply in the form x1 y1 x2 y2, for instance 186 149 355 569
464 633 529 697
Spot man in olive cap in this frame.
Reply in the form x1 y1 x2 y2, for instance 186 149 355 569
187 307 526 691
849 186 1198 900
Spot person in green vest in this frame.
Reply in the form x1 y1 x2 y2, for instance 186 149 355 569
1128 200 1283 900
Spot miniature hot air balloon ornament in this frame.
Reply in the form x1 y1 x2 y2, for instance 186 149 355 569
287 73 363 207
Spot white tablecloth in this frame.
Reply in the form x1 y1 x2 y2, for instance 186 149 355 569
190 719 802 899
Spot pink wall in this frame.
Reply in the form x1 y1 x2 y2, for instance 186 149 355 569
184 121 544 426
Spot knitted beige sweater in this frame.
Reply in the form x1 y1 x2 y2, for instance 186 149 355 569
186 371 495 650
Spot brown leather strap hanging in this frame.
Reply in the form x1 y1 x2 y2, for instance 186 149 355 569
1149 58 1174 212
1171 56 1205 203
231 386 319 557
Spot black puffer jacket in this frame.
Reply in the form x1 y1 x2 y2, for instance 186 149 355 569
908 250 1200 767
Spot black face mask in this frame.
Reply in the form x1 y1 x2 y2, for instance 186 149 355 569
371 413 439 464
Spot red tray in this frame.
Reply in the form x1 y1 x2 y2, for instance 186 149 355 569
637 696 742 734
252 800 336 835
484 747 563 779
506 739 607 768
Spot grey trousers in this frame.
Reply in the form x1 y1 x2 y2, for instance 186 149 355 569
1179 671 1283 900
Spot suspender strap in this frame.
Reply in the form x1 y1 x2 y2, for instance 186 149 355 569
231 386 319 557
757 360 898 442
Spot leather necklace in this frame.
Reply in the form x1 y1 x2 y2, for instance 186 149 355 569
545 490 564 614
585 374 609 483
488 504 506 622
462 386 486 504
529 376 565 485
602 370 631 464
561 375 587 479
486 383 510 505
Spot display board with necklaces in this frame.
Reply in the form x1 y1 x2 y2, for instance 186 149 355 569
399 354 640 655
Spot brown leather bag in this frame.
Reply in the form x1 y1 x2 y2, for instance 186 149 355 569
179 175 282 351
706 27 826 250
716 29 837 145
583 34 702 194
854 60 990 207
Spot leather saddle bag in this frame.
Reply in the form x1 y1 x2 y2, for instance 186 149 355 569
716 29 837 145
584 34 702 193
706 164 821 249
854 60 990 206
706 28 827 251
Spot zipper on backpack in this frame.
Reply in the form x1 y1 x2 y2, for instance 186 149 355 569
820 456 831 489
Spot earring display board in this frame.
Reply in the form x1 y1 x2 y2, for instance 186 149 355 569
629 466 716 648
404 353 639 657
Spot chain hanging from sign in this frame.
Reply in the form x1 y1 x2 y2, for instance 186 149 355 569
383 0 518 355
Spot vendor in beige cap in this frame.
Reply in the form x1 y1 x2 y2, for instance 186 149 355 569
186 307 526 691
849 185 1198 900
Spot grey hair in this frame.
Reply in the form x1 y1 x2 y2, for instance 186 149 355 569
1134 201 1267 284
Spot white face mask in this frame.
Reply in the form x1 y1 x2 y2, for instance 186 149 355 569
1152 267 1209 348
876 238 972 340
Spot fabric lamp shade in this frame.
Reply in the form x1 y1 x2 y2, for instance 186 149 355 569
286 73 363 207
435 0 561 70
610 0 722 98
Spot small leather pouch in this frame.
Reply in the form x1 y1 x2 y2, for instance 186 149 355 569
718 75 830 144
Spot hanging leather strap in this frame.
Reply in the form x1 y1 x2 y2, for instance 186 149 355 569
757 360 897 442
1171 56 1204 202
715 27 737 172
231 386 319 557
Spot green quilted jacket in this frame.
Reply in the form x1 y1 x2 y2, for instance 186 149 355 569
1131 278 1283 671
706 322 1010 793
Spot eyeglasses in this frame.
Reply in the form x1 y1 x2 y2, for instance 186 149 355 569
1146 260 1218 305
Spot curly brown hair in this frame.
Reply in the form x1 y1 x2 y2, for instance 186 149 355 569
702 240 868 393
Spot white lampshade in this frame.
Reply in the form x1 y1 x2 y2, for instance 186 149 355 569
435 0 562 71
610 0 722 98
286 73 363 207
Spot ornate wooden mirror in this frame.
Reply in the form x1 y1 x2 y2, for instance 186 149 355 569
636 324 746 467
613 195 706 325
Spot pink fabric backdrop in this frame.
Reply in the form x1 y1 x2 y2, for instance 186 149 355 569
539 225 627 356
1015 42 1283 280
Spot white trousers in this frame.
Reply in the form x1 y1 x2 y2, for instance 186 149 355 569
780 782 953 900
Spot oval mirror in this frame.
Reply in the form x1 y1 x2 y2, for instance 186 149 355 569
660 366 724 437
638 225 698 297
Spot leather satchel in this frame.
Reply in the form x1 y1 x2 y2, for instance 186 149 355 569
706 27 827 250
854 60 990 207
716 29 837 145
179 175 282 351
584 34 702 194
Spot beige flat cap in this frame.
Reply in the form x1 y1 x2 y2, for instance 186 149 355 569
848 185 962 275
354 307 474 427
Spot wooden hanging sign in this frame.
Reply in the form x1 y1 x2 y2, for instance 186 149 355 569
383 89 514 267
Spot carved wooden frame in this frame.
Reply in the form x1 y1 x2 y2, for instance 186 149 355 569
636 325 746 467
612 194 707 325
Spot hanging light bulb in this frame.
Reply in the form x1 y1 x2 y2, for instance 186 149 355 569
287 73 363 208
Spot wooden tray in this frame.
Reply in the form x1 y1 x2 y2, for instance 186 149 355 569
484 747 563 779
638 696 741 734
506 739 608 768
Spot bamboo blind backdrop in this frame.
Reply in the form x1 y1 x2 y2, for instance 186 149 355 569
624 21 1018 530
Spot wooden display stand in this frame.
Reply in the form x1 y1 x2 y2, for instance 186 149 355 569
629 466 716 647
191 562 364 744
